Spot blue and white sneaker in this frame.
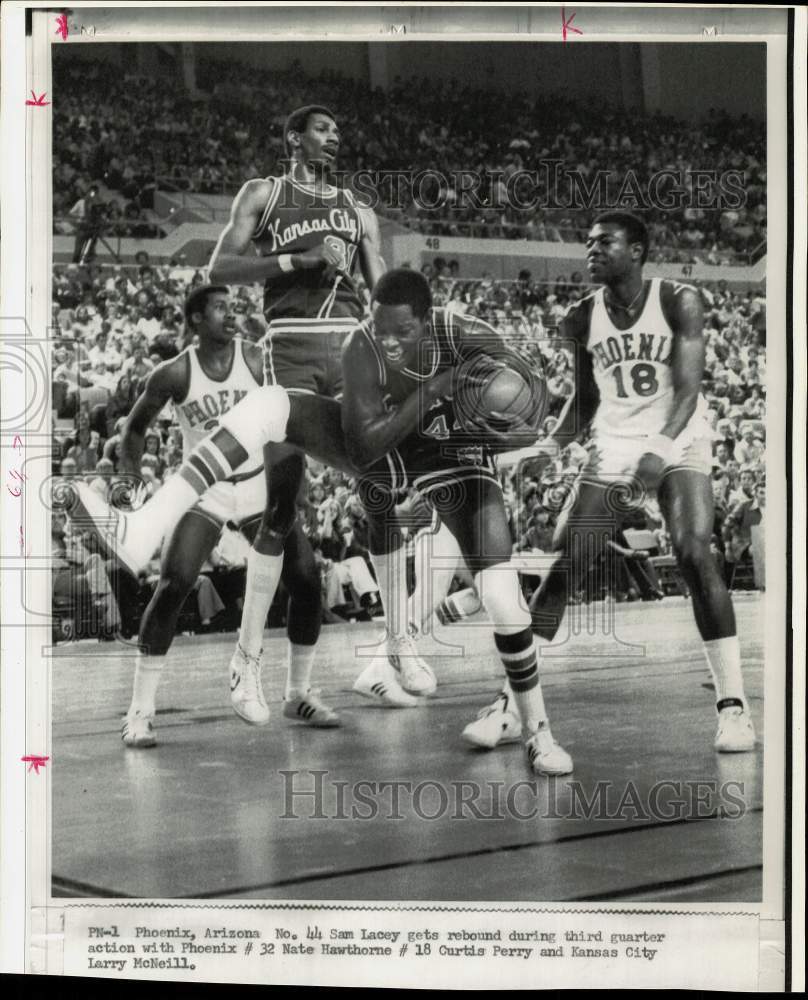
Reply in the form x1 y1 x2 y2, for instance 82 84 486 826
230 644 270 726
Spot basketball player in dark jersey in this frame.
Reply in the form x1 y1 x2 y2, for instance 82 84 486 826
118 285 339 747
208 104 432 712
341 268 572 775
466 212 755 754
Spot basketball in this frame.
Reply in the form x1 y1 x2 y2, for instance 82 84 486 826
455 355 548 439
479 365 535 422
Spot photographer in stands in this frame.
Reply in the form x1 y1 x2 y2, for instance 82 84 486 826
70 184 109 265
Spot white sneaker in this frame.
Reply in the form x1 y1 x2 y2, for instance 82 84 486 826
462 691 522 749
283 690 341 728
714 704 756 752
525 725 573 776
230 644 270 725
122 713 156 748
71 481 156 576
353 655 418 708
388 630 437 696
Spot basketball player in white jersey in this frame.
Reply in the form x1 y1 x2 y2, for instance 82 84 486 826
463 211 756 753
119 285 340 748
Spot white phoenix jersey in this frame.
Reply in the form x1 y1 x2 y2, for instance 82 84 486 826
174 341 264 477
587 277 709 437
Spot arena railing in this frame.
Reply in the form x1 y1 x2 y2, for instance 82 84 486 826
389 213 765 265
144 175 764 263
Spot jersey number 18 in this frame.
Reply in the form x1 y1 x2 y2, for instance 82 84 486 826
611 362 659 399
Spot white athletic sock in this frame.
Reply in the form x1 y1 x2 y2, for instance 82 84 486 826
238 549 283 659
703 636 748 710
409 520 463 630
127 654 166 718
286 643 317 700
371 548 410 645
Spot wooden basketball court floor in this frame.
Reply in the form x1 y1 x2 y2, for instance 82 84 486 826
52 594 764 903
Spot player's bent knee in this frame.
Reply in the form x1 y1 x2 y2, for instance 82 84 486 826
218 384 291 452
673 535 712 575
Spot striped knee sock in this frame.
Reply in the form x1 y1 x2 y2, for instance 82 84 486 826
494 627 549 733
131 427 251 556
175 383 290 503
178 428 249 496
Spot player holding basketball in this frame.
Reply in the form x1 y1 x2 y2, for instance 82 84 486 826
464 211 755 753
118 285 340 747
208 104 429 710
342 268 572 775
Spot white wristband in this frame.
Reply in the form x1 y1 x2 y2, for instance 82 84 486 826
645 434 676 464
278 254 295 273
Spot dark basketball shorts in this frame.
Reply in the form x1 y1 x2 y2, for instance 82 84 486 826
359 437 501 517
260 317 359 399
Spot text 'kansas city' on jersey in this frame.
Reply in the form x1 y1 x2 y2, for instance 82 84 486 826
252 175 366 321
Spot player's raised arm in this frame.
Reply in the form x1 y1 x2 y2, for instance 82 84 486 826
356 205 386 290
659 281 705 441
208 179 276 284
547 298 599 450
119 359 185 474
340 329 452 470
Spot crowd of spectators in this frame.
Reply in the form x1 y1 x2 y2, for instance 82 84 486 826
53 56 766 263
50 259 766 640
